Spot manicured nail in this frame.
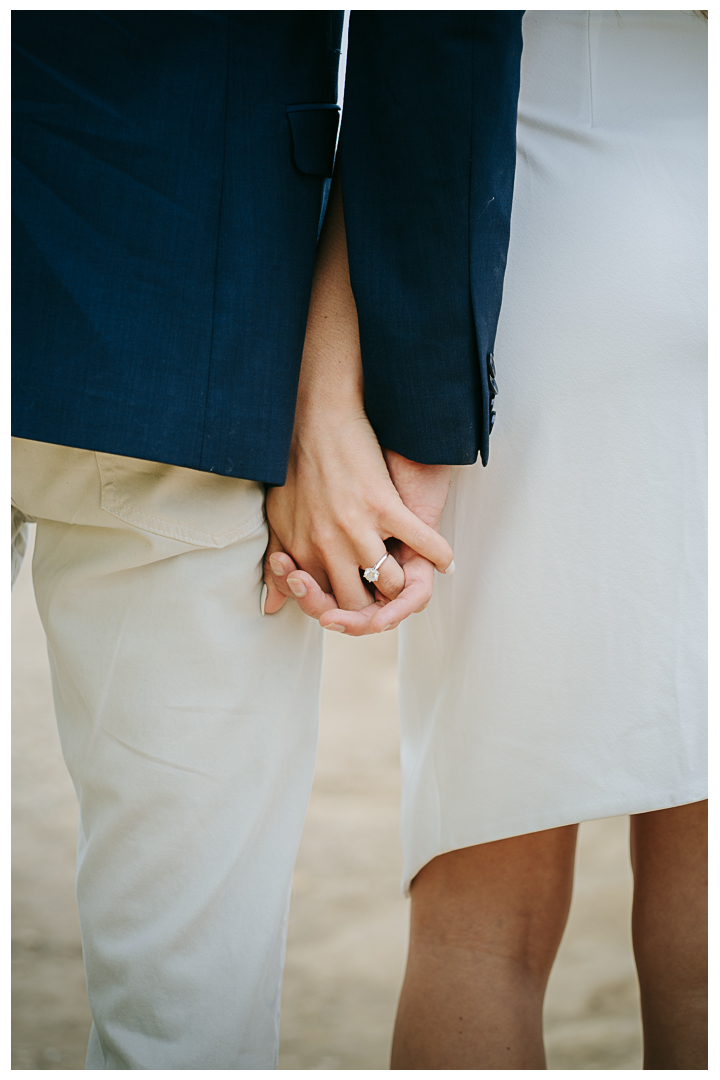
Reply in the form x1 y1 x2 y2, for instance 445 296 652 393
287 577 307 598
260 583 268 616
444 560 456 575
324 623 346 633
269 554 284 576
382 623 398 633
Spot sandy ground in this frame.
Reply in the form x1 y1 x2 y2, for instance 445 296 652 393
12 526 643 1069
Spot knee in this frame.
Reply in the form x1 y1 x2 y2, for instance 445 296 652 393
408 832 577 987
630 801 707 993
632 911 707 1001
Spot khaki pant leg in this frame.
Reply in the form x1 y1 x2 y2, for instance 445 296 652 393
12 438 324 1069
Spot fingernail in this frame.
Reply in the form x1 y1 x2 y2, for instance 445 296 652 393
324 623 346 633
260 583 268 616
287 577 306 598
269 554 284 576
444 560 456 575
382 622 398 633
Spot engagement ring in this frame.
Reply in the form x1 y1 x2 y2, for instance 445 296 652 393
362 552 389 583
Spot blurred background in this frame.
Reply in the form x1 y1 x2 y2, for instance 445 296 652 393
13 526 643 1069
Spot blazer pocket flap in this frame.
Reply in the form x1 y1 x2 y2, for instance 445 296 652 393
287 104 340 177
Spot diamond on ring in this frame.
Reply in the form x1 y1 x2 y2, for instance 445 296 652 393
363 551 389 583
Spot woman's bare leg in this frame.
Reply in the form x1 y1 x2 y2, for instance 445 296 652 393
390 825 578 1069
631 799 707 1070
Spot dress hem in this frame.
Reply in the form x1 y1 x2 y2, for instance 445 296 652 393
401 785 708 896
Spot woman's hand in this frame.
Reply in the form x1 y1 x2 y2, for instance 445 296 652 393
264 450 453 635
262 170 453 630
264 420 454 626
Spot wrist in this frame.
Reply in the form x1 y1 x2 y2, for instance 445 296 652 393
295 352 364 428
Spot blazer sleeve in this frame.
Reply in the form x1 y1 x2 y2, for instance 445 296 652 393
339 12 523 466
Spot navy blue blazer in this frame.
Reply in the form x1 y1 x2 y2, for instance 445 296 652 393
12 11 523 484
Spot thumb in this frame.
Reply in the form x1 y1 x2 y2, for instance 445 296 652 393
262 525 291 615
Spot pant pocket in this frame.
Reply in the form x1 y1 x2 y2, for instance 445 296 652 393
95 453 265 548
11 505 31 588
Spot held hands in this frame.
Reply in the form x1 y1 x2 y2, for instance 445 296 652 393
264 435 454 635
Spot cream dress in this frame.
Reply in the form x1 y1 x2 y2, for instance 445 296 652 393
398 10 707 892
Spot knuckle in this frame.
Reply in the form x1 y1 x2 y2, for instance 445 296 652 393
307 530 328 554
289 550 307 571
411 524 429 549
336 507 363 535
367 495 389 520
381 586 402 602
383 575 404 599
